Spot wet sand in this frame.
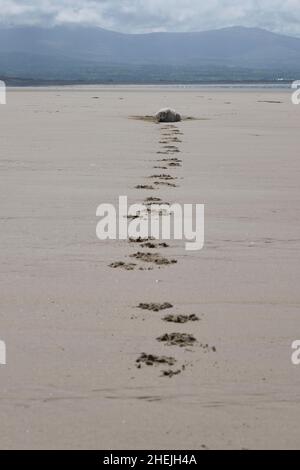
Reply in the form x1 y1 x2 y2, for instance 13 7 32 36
0 86 300 449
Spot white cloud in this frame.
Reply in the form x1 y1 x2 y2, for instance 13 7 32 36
0 0 299 37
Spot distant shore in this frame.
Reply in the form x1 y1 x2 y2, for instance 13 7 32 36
5 82 294 92
0 75 296 88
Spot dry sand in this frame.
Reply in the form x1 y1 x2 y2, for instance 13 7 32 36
0 86 300 449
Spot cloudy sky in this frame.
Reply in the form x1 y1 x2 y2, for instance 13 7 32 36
0 0 300 36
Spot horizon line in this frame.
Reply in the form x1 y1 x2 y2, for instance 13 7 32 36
0 23 299 40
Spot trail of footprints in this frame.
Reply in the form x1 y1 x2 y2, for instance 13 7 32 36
135 302 216 378
109 124 182 271
109 123 216 377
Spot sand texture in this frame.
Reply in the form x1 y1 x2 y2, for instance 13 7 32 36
0 86 300 449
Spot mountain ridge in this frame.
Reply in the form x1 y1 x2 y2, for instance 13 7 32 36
1 25 300 83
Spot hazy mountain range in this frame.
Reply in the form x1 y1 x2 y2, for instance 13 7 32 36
1 25 300 84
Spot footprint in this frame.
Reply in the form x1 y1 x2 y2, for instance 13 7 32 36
138 302 173 312
130 252 177 266
135 184 155 190
141 242 169 249
157 333 197 347
126 214 140 220
144 197 162 203
199 343 217 353
149 174 177 180
109 262 136 271
158 157 182 163
162 131 183 136
153 181 177 188
157 149 180 154
161 369 181 378
168 162 181 167
146 207 170 216
160 137 182 143
161 125 178 129
129 237 155 243
144 199 170 207
163 145 179 151
163 314 199 324
136 353 176 367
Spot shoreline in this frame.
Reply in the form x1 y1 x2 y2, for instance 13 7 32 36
6 83 294 91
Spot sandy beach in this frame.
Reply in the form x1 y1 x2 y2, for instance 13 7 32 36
0 86 300 450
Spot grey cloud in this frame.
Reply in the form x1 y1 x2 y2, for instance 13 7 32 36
0 0 299 37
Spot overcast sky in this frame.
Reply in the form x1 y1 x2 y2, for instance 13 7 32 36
0 0 300 36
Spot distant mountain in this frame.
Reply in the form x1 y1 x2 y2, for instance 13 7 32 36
1 25 300 84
